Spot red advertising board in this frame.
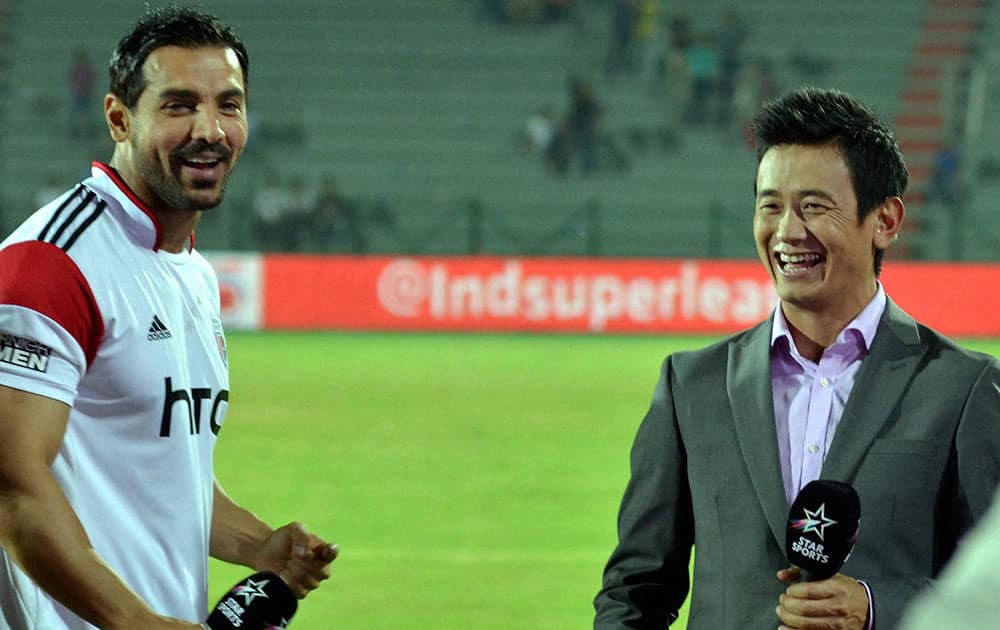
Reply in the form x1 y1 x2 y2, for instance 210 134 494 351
263 256 776 333
253 255 1000 337
880 263 1000 337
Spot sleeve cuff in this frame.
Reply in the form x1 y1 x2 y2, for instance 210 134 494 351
857 580 874 630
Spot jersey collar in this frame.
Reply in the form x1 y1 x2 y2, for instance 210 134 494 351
88 162 195 252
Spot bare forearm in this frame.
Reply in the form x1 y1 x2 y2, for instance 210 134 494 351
210 480 273 569
0 387 196 628
0 490 162 630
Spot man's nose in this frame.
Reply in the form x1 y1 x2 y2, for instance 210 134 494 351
192 107 225 144
776 207 807 241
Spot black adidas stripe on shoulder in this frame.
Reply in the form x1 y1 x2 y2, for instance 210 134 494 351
61 201 107 252
37 185 107 252
37 184 85 242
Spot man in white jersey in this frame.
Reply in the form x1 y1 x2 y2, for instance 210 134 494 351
0 8 337 629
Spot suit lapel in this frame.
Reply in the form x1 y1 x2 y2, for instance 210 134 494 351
728 318 790 550
821 299 927 481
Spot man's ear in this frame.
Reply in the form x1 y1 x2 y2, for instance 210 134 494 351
873 196 905 250
104 93 131 143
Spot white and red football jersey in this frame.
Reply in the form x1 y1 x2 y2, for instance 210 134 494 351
0 162 229 628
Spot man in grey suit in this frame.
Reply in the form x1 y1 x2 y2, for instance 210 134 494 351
594 87 1000 629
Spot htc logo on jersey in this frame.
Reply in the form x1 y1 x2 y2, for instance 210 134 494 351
160 377 228 437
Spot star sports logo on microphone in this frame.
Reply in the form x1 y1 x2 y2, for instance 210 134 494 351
789 502 837 541
216 577 276 627
788 502 838 565
233 577 272 605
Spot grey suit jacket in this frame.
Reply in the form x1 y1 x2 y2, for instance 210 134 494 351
594 299 1000 629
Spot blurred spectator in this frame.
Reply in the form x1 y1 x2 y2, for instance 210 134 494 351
547 118 572 175
368 198 399 242
520 106 558 156
478 0 511 24
668 10 693 53
479 0 573 25
566 77 602 174
312 175 365 252
605 0 638 78
67 48 96 141
928 138 963 205
252 172 290 251
684 34 719 124
715 10 748 125
636 0 663 82
733 58 777 149
541 0 573 23
664 11 693 110
283 176 314 251
508 0 543 24
519 105 570 174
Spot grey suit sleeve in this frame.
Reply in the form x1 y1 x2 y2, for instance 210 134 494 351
594 357 694 629
953 357 1000 521
868 357 1000 628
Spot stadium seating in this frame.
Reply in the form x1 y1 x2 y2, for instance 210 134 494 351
3 0 995 260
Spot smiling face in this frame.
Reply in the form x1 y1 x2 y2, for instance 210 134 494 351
754 143 889 324
107 45 247 214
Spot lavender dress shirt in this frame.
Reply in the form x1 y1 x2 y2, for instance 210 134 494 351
770 284 886 629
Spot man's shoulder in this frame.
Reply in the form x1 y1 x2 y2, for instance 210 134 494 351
2 182 114 255
881 305 999 382
915 322 998 372
671 322 767 360
665 321 768 376
0 181 136 314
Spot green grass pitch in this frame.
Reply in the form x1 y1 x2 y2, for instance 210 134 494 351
208 332 1000 628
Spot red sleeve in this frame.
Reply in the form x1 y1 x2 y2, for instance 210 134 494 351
0 241 104 366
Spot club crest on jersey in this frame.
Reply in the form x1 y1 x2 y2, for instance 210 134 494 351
212 315 228 367
0 333 51 373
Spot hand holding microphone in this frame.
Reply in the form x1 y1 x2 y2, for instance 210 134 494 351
785 479 861 581
776 480 868 629
206 571 298 629
205 523 337 628
256 522 339 599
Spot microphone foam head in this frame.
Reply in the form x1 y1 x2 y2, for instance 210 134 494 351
786 480 861 580
206 571 298 629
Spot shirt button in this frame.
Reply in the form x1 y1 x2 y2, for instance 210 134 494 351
808 444 820 454
819 377 830 387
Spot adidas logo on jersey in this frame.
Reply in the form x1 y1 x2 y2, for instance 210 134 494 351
147 315 173 341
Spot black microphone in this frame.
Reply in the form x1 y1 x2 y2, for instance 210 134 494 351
786 480 861 581
206 571 298 629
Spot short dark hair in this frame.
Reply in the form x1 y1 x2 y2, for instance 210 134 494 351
752 88 908 274
109 6 249 109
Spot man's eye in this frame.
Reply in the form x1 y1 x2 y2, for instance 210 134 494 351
164 102 192 112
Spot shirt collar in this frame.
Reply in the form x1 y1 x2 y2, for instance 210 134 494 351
771 283 887 354
85 162 194 252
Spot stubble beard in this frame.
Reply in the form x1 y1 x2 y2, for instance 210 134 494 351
132 140 231 213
